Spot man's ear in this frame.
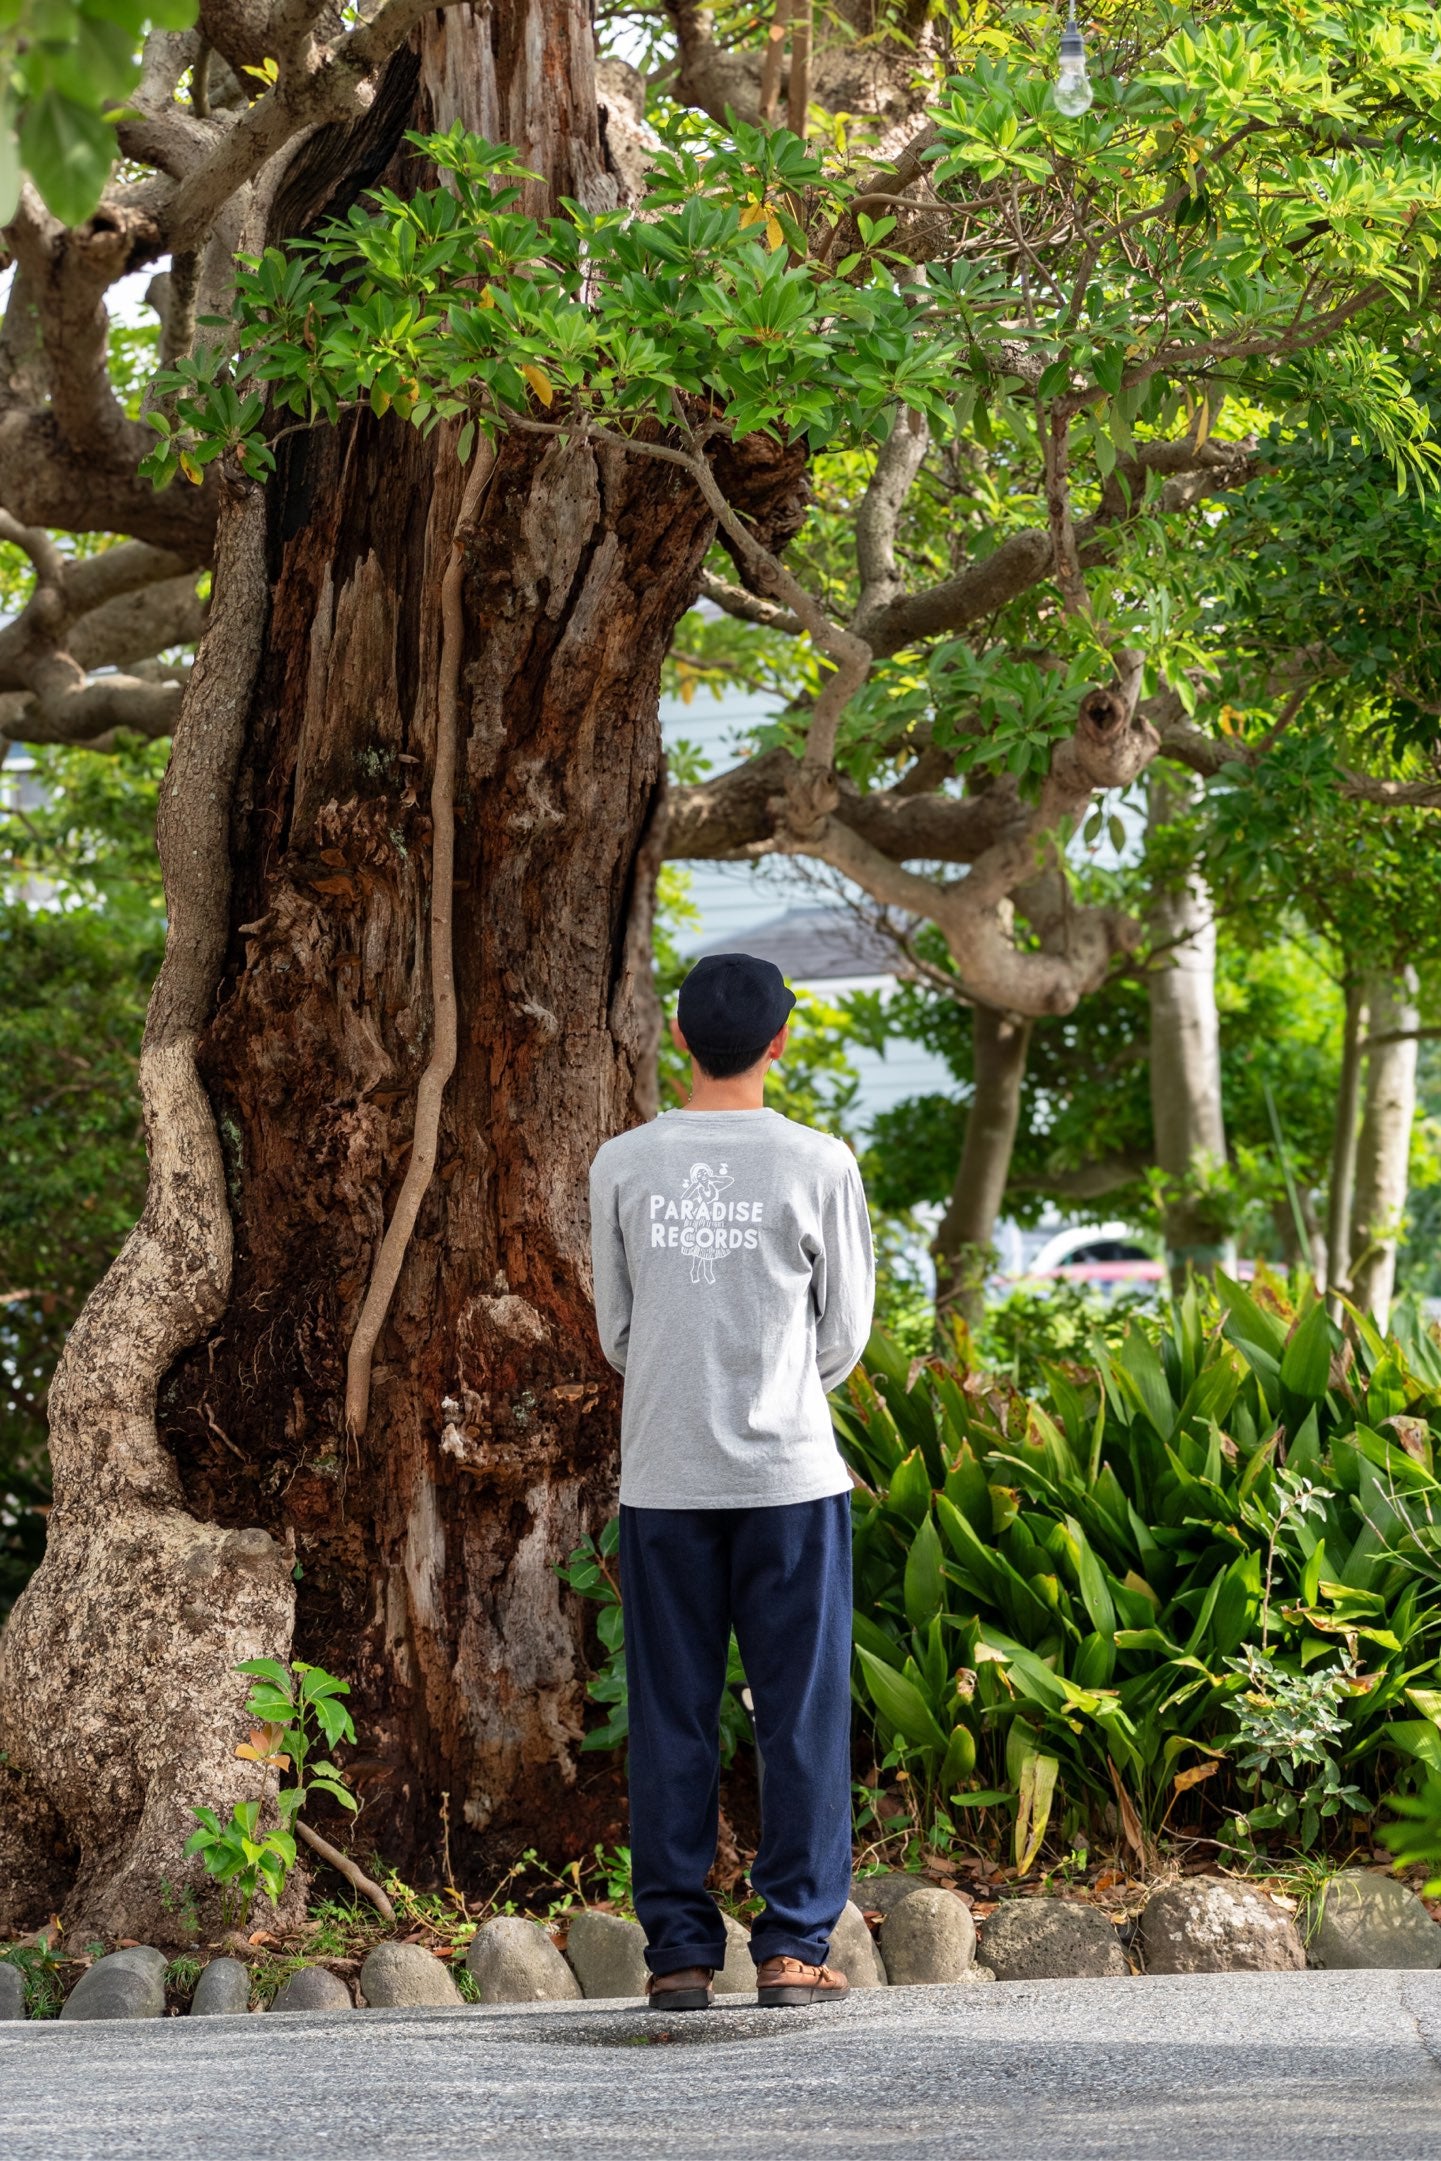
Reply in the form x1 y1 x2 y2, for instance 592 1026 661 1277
670 1016 688 1052
767 1023 789 1063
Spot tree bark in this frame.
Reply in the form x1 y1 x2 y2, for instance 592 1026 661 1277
1350 968 1420 1329
1146 771 1235 1287
931 1005 1032 1327
0 4 803 1936
1326 974 1369 1302
0 475 296 1939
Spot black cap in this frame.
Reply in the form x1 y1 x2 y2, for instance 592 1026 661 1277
677 952 797 1055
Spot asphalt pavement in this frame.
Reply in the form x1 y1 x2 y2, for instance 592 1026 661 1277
5 1968 1441 2160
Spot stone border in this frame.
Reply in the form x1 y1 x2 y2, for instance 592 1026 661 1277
2 1868 1436 2021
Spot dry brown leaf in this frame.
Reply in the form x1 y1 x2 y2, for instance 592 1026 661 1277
1108 1756 1146 1865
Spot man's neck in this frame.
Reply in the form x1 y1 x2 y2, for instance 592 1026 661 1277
680 1063 768 1113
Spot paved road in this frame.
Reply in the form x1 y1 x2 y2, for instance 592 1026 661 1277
6 1969 1441 2160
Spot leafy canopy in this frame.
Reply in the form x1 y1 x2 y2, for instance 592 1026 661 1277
147 2 1441 507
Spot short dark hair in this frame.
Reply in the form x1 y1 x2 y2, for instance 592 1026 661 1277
690 1040 772 1081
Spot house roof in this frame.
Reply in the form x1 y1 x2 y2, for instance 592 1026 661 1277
696 904 901 983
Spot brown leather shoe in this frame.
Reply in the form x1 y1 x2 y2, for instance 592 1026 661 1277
645 1966 714 2012
755 1956 850 2008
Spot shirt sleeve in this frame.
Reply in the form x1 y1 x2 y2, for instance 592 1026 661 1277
811 1150 876 1393
588 1152 632 1376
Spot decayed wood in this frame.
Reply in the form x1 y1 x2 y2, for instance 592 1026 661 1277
345 441 498 1439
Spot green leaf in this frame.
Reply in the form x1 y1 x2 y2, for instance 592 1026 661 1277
307 1779 358 1813
1217 1272 1288 1360
1067 1516 1116 1636
20 89 115 229
856 1644 949 1755
936 1493 998 1592
903 1510 944 1629
244 1687 295 1725
235 1658 294 1688
941 1438 991 1534
940 1722 977 1789
1279 1300 1334 1403
888 1446 933 1527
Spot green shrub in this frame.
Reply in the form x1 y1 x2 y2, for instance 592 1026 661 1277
835 1276 1441 1864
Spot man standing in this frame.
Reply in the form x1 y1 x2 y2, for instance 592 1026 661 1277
588 952 875 2010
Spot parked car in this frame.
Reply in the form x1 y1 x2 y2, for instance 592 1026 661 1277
1017 1220 1164 1296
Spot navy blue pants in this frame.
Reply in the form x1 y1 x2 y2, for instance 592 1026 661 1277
620 1492 853 1975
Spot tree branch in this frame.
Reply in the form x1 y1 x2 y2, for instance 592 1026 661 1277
666 744 1022 863
854 405 930 632
0 673 185 746
1157 712 1441 810
1012 1154 1150 1200
164 0 447 254
697 568 803 636
781 658 1156 1016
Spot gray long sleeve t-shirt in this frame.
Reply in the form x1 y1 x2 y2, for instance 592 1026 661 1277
588 1106 875 1509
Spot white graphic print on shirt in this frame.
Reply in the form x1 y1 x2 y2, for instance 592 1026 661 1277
648 1159 765 1286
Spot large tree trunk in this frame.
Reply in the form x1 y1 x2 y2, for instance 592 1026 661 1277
1146 772 1235 1287
0 5 801 1938
932 1005 1031 1327
1350 968 1420 1329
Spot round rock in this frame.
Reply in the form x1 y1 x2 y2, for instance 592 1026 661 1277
0 1960 26 2020
60 1946 168 2022
269 1965 353 2013
879 1887 976 1985
713 1914 754 1996
851 1873 930 1919
564 1909 649 1999
982 1898 1131 1982
827 1900 886 1988
1140 1878 1304 1974
465 1916 581 2003
1300 1869 1441 1970
190 1958 251 2018
360 1941 463 2008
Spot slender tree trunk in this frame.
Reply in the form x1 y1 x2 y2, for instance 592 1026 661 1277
932 1005 1031 1327
1326 974 1369 1301
1146 771 1235 1288
0 5 807 1938
1350 968 1420 1329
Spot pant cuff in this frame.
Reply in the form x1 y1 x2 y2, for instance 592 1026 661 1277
645 1943 727 1977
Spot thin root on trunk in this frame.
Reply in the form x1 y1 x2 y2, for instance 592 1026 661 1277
345 439 497 1438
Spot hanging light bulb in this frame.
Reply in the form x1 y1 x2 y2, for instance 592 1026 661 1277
1052 7 1094 117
